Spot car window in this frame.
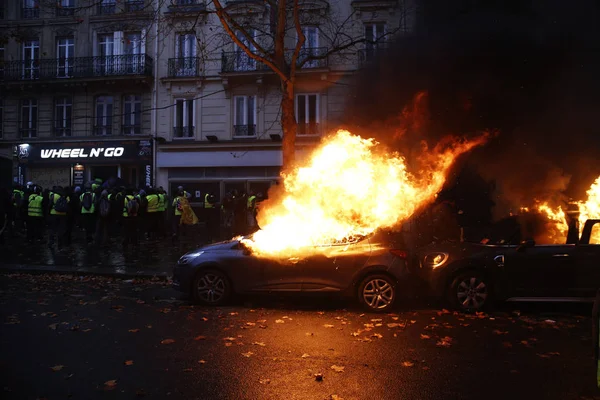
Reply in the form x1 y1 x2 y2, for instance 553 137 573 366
590 223 600 245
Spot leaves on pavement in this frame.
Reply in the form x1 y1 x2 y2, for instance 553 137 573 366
259 378 271 385
241 351 254 358
198 360 207 364
193 335 206 341
104 380 117 389
302 353 310 358
323 324 335 328
124 360 134 366
160 339 175 345
50 365 64 372
48 323 58 330
436 336 453 347
330 365 345 373
275 319 285 324
420 334 431 340
252 342 266 347
401 361 414 367
128 329 140 333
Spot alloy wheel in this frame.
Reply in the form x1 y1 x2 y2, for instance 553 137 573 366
197 273 226 304
456 277 488 310
362 278 394 310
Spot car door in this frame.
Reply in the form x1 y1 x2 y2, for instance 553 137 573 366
236 251 305 292
301 240 372 292
503 244 577 298
573 221 600 298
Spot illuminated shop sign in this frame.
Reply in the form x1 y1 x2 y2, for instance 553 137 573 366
40 147 125 159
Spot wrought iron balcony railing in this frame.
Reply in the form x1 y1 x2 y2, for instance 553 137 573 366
173 126 195 138
94 125 113 136
2 54 154 82
20 129 37 138
97 3 116 15
124 0 145 12
221 47 328 73
22 7 40 19
122 125 142 135
54 127 72 137
233 124 256 137
297 122 320 135
358 44 390 67
56 6 75 16
167 57 202 77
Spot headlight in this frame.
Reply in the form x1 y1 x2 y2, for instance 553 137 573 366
423 252 448 268
178 251 204 264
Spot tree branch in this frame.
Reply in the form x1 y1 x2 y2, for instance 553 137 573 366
290 0 305 78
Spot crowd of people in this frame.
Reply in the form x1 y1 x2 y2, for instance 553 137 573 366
0 178 263 250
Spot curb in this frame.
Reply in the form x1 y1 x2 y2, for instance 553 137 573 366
0 264 170 281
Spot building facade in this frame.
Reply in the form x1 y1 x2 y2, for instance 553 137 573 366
0 0 414 196
0 0 156 189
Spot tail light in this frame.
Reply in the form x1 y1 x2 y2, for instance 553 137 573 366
389 249 408 259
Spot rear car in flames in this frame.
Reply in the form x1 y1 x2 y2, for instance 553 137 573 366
415 219 600 311
173 231 410 312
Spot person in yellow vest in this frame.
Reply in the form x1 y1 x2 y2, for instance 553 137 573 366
247 191 257 229
122 188 139 248
157 187 167 238
9 184 25 236
27 185 44 244
146 188 160 240
48 186 70 249
172 187 186 241
79 184 97 244
91 178 103 192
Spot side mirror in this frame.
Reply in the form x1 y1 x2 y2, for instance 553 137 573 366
517 239 535 252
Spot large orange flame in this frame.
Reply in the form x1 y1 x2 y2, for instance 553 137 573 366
241 129 488 257
578 176 600 243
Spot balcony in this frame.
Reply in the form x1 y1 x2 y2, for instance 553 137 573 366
122 125 142 135
124 1 145 12
22 7 40 19
20 129 37 138
97 3 116 15
167 0 206 12
94 125 113 136
173 126 195 138
167 57 202 78
2 54 154 82
54 127 72 137
56 6 75 17
233 124 256 137
221 47 328 73
297 122 320 136
358 45 390 67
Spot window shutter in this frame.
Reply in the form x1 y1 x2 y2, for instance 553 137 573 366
113 31 124 56
140 29 146 54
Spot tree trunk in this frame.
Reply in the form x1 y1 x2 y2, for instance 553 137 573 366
280 81 296 172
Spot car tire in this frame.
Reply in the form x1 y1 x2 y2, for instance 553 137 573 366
191 269 232 306
448 270 491 312
357 274 397 313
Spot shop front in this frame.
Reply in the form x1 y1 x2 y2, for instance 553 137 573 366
16 140 153 190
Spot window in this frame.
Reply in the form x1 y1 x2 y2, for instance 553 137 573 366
22 38 39 80
296 94 319 135
123 95 142 135
233 96 256 137
56 37 74 78
173 99 194 138
125 0 145 12
364 23 386 60
95 96 113 135
20 99 38 138
98 0 116 15
54 97 72 137
56 0 75 16
125 32 145 73
22 0 40 19
300 26 320 68
174 33 197 76
234 29 256 71
96 33 115 75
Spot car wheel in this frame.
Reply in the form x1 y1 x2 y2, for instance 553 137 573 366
192 269 231 306
358 274 397 312
448 271 491 312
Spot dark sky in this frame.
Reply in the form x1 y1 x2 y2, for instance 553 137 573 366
344 0 600 215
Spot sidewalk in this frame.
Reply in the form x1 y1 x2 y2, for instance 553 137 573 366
0 225 210 278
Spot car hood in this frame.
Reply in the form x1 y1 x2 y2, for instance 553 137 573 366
188 240 240 254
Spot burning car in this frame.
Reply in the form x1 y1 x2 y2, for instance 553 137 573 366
415 219 600 311
172 231 410 312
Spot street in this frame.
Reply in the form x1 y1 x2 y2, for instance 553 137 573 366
0 273 597 400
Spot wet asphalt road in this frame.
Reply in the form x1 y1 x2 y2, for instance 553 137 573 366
1 273 598 400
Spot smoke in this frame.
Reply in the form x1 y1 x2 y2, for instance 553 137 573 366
343 0 600 218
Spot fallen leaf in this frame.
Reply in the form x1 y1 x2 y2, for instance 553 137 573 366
257 319 267 323
201 317 208 321
48 323 58 330
82 329 92 333
230 312 238 316
492 330 508 335
330 365 345 373
146 325 152 329
223 337 236 341
371 319 382 322
225 342 233 347
194 335 206 341
323 324 335 328
252 342 266 347
198 360 206 364
387 323 401 328
242 351 254 358
372 333 383 339
124 360 134 366
301 353 310 358
401 361 414 367
350 331 361 337
330 395 344 400
436 336 453 347
51 365 64 371
245 322 256 327
392 317 399 321
410 320 416 324
161 339 175 345
128 329 140 333
104 380 117 388
259 378 271 385
420 334 431 340
275 319 284 324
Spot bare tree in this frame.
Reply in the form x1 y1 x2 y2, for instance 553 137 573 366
210 0 408 170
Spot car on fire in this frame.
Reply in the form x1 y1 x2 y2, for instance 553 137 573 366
415 219 600 311
172 231 410 312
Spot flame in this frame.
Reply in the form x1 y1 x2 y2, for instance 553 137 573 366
578 176 600 243
241 129 488 257
535 202 569 243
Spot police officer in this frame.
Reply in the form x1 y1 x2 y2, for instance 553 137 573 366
9 184 25 235
157 187 167 238
80 184 97 244
48 186 69 249
122 188 139 248
27 185 44 243
146 188 160 240
247 191 257 229
172 187 186 241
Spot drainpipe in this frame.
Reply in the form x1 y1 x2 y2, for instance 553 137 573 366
151 0 159 188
